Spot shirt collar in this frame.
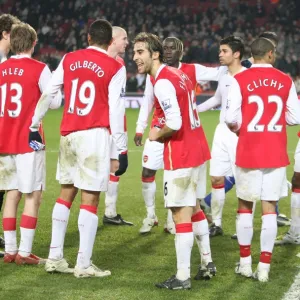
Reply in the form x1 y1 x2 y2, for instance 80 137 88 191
251 64 273 68
87 46 108 54
155 64 166 80
10 54 31 59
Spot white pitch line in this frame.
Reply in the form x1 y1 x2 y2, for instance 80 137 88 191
282 268 300 300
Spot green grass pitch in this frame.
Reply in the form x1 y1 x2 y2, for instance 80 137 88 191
0 108 299 300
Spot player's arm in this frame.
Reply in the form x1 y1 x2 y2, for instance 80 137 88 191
134 74 154 146
30 56 65 132
286 81 300 125
109 66 128 176
38 65 63 109
225 77 242 134
149 79 182 142
197 85 222 112
195 64 227 82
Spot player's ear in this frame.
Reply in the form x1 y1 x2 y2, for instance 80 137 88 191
2 31 9 40
233 51 240 59
87 34 91 45
152 51 159 60
108 38 114 46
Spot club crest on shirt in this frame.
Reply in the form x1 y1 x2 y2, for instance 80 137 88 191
143 155 148 163
161 99 171 111
120 87 126 98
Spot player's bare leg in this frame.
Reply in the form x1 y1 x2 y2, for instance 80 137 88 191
15 190 45 265
156 206 193 290
103 159 133 226
139 167 159 234
192 201 216 280
235 198 254 278
209 176 225 237
276 171 300 245
74 189 111 278
46 184 77 273
2 190 22 262
253 200 277 282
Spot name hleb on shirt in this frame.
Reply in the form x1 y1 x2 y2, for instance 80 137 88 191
70 61 104 77
247 78 284 92
2 68 24 76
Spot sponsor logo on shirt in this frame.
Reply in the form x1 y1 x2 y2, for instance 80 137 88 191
161 99 171 111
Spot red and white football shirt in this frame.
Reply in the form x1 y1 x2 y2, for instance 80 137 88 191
0 55 54 154
154 65 210 170
31 46 127 154
226 64 300 168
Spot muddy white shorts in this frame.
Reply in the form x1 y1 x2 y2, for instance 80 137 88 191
56 128 110 192
0 151 45 193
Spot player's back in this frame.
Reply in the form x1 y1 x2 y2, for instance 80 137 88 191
180 63 197 88
235 65 292 168
155 66 209 170
61 47 123 135
0 57 45 154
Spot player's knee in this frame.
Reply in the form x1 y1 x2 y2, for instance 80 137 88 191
292 172 300 189
110 159 119 173
142 167 156 178
211 176 224 187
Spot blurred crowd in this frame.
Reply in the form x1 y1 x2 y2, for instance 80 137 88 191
2 0 300 93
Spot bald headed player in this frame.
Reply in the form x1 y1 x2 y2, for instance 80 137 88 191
103 26 133 226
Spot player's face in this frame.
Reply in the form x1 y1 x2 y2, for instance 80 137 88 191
133 42 153 74
163 41 181 66
219 45 234 66
114 31 129 54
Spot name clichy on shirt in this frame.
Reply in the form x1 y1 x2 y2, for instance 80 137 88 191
247 78 284 92
70 61 105 78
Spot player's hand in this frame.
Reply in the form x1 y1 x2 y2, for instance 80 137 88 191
115 152 128 176
149 127 164 143
29 131 45 151
134 133 143 146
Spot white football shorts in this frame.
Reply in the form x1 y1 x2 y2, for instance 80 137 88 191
210 123 238 177
110 132 128 160
164 164 206 208
142 138 164 170
0 151 45 193
236 166 287 202
294 140 300 173
56 127 110 192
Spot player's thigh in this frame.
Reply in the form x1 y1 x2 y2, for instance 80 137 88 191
210 125 232 177
196 162 207 199
294 140 300 173
236 167 262 202
56 134 77 185
164 167 198 208
74 128 110 192
261 167 287 201
224 126 238 178
142 138 164 171
16 151 46 193
0 155 17 191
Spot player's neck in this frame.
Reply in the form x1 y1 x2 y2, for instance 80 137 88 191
253 59 270 65
150 61 163 78
17 51 32 57
0 43 8 57
107 47 118 59
228 63 243 76
168 61 180 69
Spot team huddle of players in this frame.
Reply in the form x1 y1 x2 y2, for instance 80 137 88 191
0 13 300 290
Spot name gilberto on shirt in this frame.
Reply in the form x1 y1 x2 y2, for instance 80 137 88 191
70 61 104 77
